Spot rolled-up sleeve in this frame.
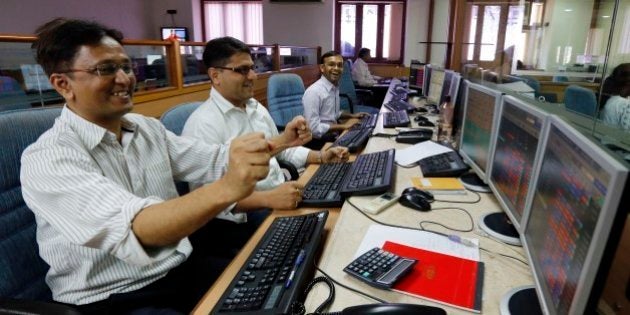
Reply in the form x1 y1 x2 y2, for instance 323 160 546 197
303 90 330 138
21 144 176 265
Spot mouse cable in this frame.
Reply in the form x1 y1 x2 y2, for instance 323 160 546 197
394 161 418 168
474 230 529 265
418 206 475 234
346 198 471 246
432 190 482 204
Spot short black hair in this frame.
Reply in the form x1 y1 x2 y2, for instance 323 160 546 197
33 18 124 76
202 36 251 69
320 51 342 65
357 48 371 59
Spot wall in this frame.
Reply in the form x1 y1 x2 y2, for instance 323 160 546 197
0 0 153 39
429 0 450 67
262 0 334 50
404 0 430 65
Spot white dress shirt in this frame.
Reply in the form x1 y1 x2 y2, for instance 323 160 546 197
352 58 378 86
182 89 310 222
600 95 630 131
302 76 341 139
20 106 230 305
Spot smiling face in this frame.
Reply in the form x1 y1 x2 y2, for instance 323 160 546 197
51 36 136 129
320 54 344 86
209 52 257 108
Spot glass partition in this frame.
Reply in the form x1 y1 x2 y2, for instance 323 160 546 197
279 46 318 69
250 45 275 73
0 39 62 110
180 44 209 85
124 43 172 91
458 0 629 163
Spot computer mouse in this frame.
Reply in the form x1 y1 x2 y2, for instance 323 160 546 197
417 120 435 127
414 115 429 122
341 303 446 315
401 187 434 202
399 191 431 211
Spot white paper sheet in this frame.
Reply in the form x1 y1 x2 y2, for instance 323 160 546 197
394 141 453 166
355 224 480 261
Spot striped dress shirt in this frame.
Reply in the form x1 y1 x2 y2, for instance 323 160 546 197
20 106 230 305
302 76 341 138
182 89 309 222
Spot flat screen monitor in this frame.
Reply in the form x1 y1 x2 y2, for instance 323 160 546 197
487 95 548 232
459 82 503 183
422 64 432 98
522 116 628 314
427 68 445 105
448 73 461 104
439 70 454 105
160 27 188 42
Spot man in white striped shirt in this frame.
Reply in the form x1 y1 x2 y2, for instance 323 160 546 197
20 18 312 314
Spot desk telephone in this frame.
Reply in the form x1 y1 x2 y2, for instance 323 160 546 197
395 129 433 144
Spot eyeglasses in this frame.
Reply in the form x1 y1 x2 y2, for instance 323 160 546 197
213 65 256 76
61 62 137 77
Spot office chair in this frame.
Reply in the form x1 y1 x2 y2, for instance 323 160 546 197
519 76 558 103
0 107 81 314
0 76 31 111
160 101 203 196
267 73 305 131
552 75 569 82
564 84 598 117
339 60 380 115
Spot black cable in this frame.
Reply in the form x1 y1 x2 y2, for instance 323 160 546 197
418 206 475 233
394 161 418 168
315 265 389 304
370 133 396 138
479 246 529 266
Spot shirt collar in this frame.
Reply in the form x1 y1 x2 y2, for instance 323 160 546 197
210 88 258 115
319 76 337 93
60 105 137 150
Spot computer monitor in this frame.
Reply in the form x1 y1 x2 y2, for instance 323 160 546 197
448 73 461 105
439 70 454 105
160 27 189 42
482 95 548 246
512 115 628 315
422 64 432 98
458 82 503 192
427 68 445 105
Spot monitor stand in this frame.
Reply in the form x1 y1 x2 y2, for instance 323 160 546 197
500 286 543 315
459 173 491 192
478 213 521 246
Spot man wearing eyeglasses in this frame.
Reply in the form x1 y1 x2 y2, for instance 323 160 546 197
303 51 368 149
20 19 310 313
182 37 349 231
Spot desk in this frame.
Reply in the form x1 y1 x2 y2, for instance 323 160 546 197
193 79 535 314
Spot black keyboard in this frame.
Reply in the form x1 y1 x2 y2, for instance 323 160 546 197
340 149 396 196
212 211 328 315
332 126 373 153
301 162 351 207
385 99 416 113
418 151 469 177
382 110 410 128
301 149 396 206
356 113 378 129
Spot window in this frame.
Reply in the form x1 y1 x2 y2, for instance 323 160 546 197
335 0 406 63
202 1 263 44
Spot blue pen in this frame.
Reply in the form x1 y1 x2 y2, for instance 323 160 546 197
285 249 306 288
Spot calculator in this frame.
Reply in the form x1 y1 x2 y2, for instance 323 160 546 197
343 247 416 289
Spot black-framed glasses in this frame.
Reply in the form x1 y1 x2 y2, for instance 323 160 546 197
60 62 137 77
213 65 256 76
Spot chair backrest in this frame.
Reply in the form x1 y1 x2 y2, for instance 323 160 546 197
160 101 203 136
267 73 305 129
0 106 62 301
0 76 31 112
339 60 358 112
564 85 598 117
520 76 541 93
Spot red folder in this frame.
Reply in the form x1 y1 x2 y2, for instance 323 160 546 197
382 241 484 312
